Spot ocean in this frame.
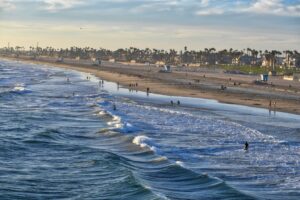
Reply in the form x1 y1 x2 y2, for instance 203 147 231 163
0 59 300 200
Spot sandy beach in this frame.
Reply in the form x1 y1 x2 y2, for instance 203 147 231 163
2 55 300 114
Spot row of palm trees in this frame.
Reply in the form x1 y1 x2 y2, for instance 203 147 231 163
1 46 299 67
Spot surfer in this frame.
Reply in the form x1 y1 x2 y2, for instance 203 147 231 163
170 100 174 106
113 103 117 111
244 142 249 151
177 100 180 105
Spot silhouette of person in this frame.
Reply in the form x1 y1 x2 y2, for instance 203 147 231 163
244 142 249 151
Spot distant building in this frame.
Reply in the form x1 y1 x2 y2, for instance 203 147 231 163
262 55 272 67
239 55 252 65
56 57 64 62
276 57 284 67
218 55 232 65
284 55 300 68
109 58 115 63
232 57 240 65
91 57 100 65
291 56 300 68
155 61 165 66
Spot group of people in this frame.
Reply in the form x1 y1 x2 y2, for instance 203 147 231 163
129 82 138 87
170 100 181 106
99 79 104 87
70 75 250 151
269 99 277 116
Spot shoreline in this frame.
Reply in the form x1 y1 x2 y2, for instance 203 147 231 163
1 55 300 115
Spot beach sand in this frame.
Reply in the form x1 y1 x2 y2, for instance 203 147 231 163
2 55 300 114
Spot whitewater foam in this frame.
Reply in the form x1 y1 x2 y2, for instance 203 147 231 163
13 86 26 91
107 115 123 129
132 135 158 152
176 160 185 167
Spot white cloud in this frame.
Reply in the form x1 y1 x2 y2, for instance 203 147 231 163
195 0 224 16
196 8 223 16
200 0 210 7
195 0 300 17
241 0 300 16
43 0 84 12
0 0 15 11
128 0 193 14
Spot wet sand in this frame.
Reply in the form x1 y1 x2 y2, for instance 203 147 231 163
2 55 300 114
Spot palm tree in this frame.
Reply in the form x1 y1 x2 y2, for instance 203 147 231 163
247 48 252 57
270 50 282 70
250 49 258 65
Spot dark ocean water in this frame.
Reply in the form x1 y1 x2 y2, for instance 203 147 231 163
0 59 300 200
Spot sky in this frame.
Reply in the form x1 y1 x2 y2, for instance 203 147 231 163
0 0 299 51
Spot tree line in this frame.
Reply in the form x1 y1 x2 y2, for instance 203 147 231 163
1 46 299 67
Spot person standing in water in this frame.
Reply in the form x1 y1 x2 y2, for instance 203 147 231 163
244 142 249 151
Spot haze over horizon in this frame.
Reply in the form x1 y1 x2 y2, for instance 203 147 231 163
0 0 299 51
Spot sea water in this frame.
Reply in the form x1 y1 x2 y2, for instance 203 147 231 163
0 59 299 200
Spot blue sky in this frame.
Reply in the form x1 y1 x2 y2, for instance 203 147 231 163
0 0 299 51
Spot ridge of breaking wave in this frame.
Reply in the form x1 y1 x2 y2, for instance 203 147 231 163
91 127 256 200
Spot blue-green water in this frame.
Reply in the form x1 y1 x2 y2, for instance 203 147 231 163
0 59 300 199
